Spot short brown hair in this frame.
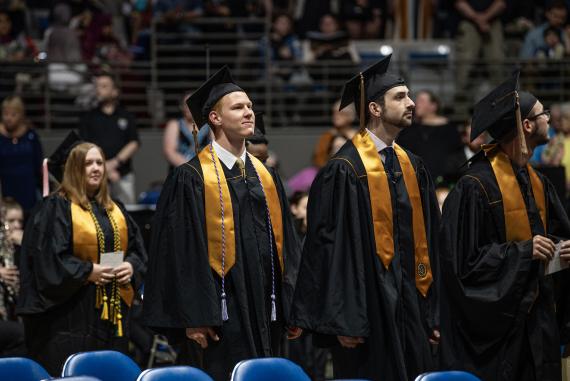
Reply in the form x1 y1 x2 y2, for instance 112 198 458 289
2 95 25 116
58 143 113 210
2 197 22 212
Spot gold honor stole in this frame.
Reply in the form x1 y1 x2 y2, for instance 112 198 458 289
483 145 546 241
352 130 433 297
71 201 134 306
197 145 284 277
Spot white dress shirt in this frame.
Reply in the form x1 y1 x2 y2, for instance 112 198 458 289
212 140 247 170
366 128 394 163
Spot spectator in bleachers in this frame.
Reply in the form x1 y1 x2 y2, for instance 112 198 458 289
303 13 360 64
454 0 505 108
397 89 462 183
391 0 435 39
519 1 570 59
79 71 140 205
44 2 82 62
17 141 147 376
312 100 356 168
0 95 43 212
0 9 36 61
261 13 302 82
535 26 566 59
341 0 383 39
541 103 570 192
163 92 210 172
154 0 203 34
0 197 25 357
92 14 133 66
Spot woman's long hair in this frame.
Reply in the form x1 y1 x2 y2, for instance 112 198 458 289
58 142 113 210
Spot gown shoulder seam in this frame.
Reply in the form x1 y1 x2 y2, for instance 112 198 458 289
185 163 204 183
464 174 491 203
330 157 363 177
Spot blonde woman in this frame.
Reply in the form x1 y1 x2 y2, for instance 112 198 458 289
17 142 147 375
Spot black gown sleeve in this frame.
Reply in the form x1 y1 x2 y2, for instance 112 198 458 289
17 195 93 313
116 202 148 292
290 160 370 338
142 164 220 329
440 176 535 342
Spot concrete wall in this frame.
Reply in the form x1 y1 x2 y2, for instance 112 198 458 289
38 128 324 198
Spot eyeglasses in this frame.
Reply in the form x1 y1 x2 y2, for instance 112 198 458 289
527 109 550 122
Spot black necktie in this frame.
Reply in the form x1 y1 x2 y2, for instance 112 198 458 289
516 167 545 235
383 147 395 181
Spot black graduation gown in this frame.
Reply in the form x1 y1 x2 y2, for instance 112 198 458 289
16 195 147 376
290 141 441 381
142 154 300 381
439 155 570 381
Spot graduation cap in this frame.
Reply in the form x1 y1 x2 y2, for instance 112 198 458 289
339 54 405 129
247 112 268 145
186 65 244 128
470 69 538 156
48 130 83 183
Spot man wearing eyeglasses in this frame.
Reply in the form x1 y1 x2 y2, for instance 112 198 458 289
439 73 570 381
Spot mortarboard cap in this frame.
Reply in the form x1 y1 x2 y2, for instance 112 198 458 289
470 70 538 156
339 54 405 128
48 130 83 183
187 66 244 128
247 112 268 145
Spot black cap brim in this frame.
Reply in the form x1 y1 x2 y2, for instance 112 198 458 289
48 130 83 183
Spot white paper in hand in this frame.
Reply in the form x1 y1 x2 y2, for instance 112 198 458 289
545 242 569 276
100 251 124 269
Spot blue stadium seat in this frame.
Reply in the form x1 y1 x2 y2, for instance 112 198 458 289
137 366 214 381
62 350 141 381
231 358 311 381
51 377 102 381
0 357 51 381
415 371 481 380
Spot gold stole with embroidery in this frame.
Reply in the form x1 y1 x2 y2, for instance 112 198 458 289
352 130 433 297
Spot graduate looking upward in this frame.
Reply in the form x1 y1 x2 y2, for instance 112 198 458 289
142 66 301 381
439 70 570 381
290 54 441 381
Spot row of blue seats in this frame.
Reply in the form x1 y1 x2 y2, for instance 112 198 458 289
0 350 480 381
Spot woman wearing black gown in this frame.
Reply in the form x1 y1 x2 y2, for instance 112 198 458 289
17 142 147 375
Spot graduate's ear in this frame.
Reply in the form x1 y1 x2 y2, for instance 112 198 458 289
369 101 382 118
209 110 223 127
522 117 534 135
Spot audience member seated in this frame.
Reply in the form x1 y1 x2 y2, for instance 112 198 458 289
0 9 36 61
312 100 356 168
542 102 570 193
303 13 360 64
154 0 204 34
0 95 43 213
397 90 461 183
519 1 570 59
43 2 85 91
341 0 383 39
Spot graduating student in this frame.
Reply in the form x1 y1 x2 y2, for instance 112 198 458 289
142 67 300 381
290 54 441 381
17 133 147 375
439 71 570 381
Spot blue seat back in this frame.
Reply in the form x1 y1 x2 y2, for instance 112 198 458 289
62 350 141 381
137 366 214 381
51 377 102 381
416 371 481 381
231 358 311 381
0 357 51 381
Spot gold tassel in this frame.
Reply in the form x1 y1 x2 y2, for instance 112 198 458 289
101 294 109 320
116 313 123 337
514 91 528 157
359 73 365 131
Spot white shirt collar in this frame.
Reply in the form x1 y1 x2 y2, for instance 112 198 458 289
366 128 393 152
212 140 247 170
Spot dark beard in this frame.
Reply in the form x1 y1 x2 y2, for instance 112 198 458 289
529 128 549 146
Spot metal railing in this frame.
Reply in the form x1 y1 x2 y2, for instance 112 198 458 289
1 17 569 130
